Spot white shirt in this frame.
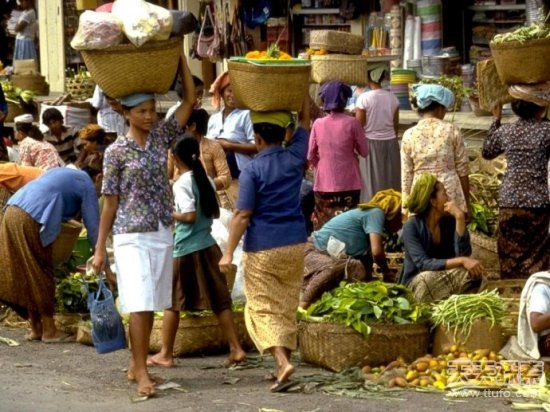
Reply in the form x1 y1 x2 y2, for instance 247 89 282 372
206 109 255 172
16 9 36 41
528 283 550 337
91 86 128 136
355 89 399 141
173 171 216 213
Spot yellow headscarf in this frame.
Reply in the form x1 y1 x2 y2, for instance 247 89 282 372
249 111 292 128
358 189 402 221
405 173 438 214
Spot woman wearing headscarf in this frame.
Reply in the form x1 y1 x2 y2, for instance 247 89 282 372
401 84 470 216
301 189 403 309
206 71 256 209
399 173 486 303
219 102 310 393
355 64 401 202
308 81 369 230
91 55 196 397
482 85 550 279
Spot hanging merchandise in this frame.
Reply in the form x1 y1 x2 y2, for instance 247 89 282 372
197 3 221 61
227 4 250 57
403 15 414 69
242 0 271 29
417 0 442 57
389 5 402 68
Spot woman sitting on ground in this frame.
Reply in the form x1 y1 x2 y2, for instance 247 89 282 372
301 189 403 309
399 173 486 303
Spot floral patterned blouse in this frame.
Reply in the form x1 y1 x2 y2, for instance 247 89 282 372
102 116 185 234
401 117 470 212
18 137 64 170
482 118 550 209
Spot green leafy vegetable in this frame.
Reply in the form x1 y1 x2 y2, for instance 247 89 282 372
304 281 429 337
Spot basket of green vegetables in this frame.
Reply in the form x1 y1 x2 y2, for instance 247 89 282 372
490 23 550 84
298 281 429 372
431 290 505 356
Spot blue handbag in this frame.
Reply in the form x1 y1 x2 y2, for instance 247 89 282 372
86 275 126 354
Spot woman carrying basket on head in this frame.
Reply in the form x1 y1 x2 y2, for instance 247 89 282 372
92 55 196 397
219 100 310 393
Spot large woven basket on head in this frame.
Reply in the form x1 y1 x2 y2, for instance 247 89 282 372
310 54 369 86
298 320 428 372
309 30 364 55
486 279 526 338
490 37 550 84
148 311 253 356
52 220 83 266
81 37 182 98
227 60 311 111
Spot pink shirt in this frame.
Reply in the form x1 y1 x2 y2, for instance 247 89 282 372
355 89 399 140
308 112 369 192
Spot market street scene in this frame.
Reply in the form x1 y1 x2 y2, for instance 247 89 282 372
0 0 549 411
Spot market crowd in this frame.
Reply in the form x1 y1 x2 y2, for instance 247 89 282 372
0 56 549 396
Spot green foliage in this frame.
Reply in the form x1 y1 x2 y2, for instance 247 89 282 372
305 281 429 337
55 272 98 314
468 201 496 236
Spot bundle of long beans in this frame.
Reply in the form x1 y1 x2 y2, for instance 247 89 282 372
431 290 505 342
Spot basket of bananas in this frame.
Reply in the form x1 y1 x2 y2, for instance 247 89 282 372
228 44 311 111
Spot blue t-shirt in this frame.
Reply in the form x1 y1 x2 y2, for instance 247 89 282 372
7 167 100 247
236 127 309 252
312 207 385 257
172 171 216 258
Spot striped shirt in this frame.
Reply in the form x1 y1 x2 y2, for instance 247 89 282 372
43 127 82 164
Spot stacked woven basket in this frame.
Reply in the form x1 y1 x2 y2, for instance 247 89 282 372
307 30 369 86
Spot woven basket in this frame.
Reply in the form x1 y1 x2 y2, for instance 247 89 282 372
11 74 49 96
310 54 369 86
485 279 525 338
298 320 429 372
432 320 503 356
5 101 25 123
81 37 182 98
52 220 83 266
470 231 498 254
148 311 253 356
54 313 88 335
309 30 364 55
490 37 550 84
66 78 96 101
227 60 311 111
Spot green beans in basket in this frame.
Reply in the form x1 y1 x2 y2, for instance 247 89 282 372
431 290 505 342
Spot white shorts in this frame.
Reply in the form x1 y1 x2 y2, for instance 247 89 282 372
113 223 173 313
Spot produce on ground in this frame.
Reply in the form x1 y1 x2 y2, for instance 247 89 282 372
362 346 544 390
302 281 428 337
431 290 505 342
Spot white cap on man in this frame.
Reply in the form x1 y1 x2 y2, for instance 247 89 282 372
13 114 34 124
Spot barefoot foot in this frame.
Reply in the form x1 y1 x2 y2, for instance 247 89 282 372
223 349 247 368
147 354 174 368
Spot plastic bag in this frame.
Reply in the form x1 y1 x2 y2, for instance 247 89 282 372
112 0 171 47
149 3 173 41
170 10 198 36
327 235 347 259
212 208 246 302
70 11 123 50
86 276 126 354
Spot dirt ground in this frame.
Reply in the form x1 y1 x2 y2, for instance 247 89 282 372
0 325 520 412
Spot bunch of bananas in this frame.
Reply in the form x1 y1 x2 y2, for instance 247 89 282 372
1 80 35 105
